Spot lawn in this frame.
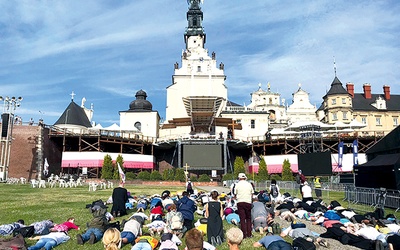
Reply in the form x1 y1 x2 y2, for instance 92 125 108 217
0 183 397 250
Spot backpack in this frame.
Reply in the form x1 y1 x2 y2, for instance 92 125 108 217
292 237 316 250
324 210 341 221
170 212 183 230
12 226 35 238
271 185 279 198
187 181 192 190
0 234 27 250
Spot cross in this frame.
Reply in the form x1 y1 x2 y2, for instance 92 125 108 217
70 91 75 101
184 163 190 181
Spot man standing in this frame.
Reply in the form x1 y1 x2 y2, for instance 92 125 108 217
313 176 322 199
186 178 194 195
233 173 253 238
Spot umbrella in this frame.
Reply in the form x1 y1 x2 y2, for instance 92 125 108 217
349 119 366 129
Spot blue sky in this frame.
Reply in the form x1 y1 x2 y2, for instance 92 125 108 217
1 0 399 127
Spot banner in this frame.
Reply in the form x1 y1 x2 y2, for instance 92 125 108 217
338 141 344 168
353 140 359 166
117 162 126 183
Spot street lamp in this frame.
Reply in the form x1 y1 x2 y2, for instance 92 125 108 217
0 96 23 181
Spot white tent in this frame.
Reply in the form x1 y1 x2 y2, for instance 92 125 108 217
104 123 120 130
285 121 333 131
349 119 366 129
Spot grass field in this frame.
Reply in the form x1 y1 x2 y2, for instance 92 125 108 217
0 183 398 250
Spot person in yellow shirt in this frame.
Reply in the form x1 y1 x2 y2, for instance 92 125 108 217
313 176 322 199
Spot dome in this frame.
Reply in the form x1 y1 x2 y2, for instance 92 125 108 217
129 89 153 111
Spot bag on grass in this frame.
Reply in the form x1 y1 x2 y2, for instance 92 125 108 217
12 226 34 238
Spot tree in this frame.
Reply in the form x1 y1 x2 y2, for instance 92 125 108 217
233 156 246 178
281 159 294 181
257 157 269 181
174 168 186 182
113 154 125 180
101 154 114 179
150 170 163 180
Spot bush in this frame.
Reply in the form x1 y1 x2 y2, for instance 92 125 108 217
198 174 211 182
125 172 136 180
162 169 175 181
150 170 162 180
137 171 151 180
189 175 198 182
174 168 186 182
222 173 235 181
101 154 114 179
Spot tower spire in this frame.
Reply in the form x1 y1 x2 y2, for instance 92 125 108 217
333 56 337 77
185 0 206 43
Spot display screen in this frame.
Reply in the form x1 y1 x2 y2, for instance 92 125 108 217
182 144 223 169
297 151 332 176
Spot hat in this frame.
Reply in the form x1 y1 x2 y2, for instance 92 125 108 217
161 233 173 242
304 181 308 185
238 173 247 179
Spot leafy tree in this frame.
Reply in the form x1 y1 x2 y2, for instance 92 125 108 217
189 175 198 182
233 156 246 178
125 172 136 180
174 168 186 182
257 157 269 181
113 154 125 180
198 174 211 182
162 169 175 181
281 159 294 181
101 154 114 179
137 171 151 180
150 170 162 180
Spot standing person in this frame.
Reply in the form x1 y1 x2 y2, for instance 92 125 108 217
111 182 128 217
269 179 281 204
176 191 197 232
301 182 313 203
186 178 194 195
205 190 224 246
233 173 254 239
313 176 322 199
297 170 306 198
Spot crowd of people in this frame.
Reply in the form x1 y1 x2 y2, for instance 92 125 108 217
1 173 400 250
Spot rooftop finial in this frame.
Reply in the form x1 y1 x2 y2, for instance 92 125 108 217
70 91 75 101
333 56 337 77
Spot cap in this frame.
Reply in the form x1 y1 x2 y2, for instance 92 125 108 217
238 173 247 179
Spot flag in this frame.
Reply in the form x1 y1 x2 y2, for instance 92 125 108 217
353 140 359 166
117 162 125 183
43 158 49 176
338 141 344 168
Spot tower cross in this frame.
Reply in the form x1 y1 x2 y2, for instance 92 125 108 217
70 91 75 101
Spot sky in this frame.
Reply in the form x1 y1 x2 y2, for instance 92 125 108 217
1 0 399 127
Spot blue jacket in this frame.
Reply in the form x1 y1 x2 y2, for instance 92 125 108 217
176 196 196 220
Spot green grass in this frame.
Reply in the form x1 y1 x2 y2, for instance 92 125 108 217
1 183 399 250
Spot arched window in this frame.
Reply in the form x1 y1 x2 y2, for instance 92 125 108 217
134 122 141 131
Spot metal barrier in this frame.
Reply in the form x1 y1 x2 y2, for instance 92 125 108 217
344 186 400 212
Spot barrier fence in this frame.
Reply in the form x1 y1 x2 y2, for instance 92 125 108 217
224 180 400 213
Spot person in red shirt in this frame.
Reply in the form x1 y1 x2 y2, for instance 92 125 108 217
51 217 80 232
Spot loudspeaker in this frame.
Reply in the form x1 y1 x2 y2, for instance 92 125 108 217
1 113 9 138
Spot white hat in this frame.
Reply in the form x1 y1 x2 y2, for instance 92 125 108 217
304 181 308 185
238 173 247 179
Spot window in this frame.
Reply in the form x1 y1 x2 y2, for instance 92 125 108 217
343 112 347 120
394 117 398 126
134 122 141 131
342 98 346 104
332 112 337 121
376 117 381 126
197 66 201 72
361 117 367 124
236 119 242 124
331 99 336 105
251 119 255 129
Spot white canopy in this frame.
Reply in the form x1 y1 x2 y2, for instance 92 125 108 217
103 123 120 130
349 119 366 129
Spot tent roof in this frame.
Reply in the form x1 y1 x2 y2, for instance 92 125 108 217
366 126 400 155
358 153 400 167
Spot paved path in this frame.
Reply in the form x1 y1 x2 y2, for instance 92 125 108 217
197 185 230 194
